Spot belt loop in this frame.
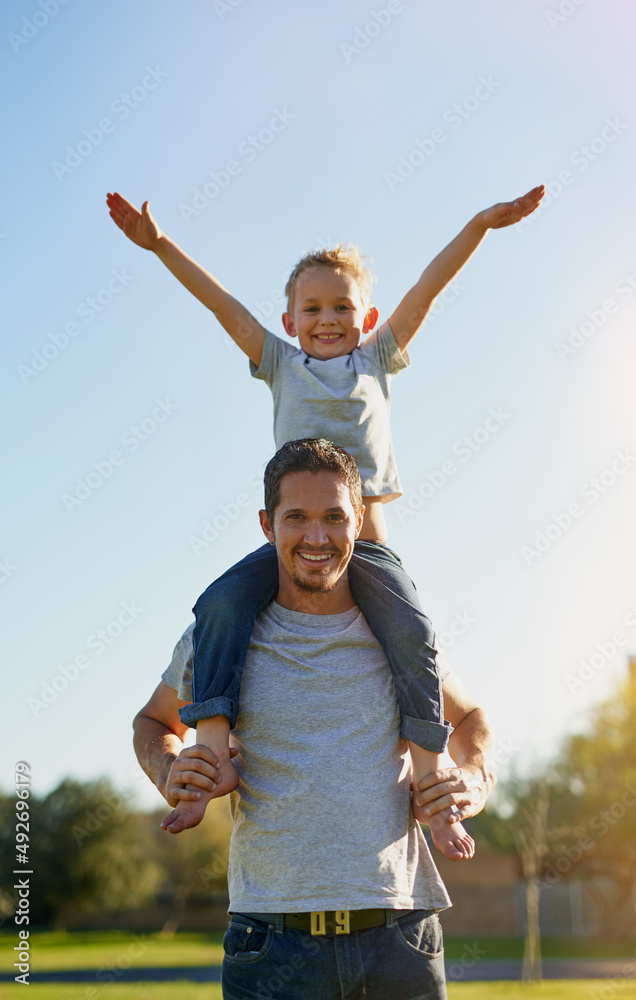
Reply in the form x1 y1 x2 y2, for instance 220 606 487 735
385 909 396 928
274 913 285 935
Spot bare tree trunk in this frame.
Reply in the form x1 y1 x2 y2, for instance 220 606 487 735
52 903 69 932
160 892 186 938
512 785 550 985
522 873 542 984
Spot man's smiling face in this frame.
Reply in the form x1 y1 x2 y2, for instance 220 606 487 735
282 266 377 360
259 470 364 606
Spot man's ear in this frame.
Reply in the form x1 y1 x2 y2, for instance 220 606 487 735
282 312 297 339
354 505 366 538
362 306 379 335
259 509 276 544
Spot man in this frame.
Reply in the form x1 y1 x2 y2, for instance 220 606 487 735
133 438 496 1000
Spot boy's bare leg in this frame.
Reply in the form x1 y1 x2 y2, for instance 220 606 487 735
162 716 239 834
410 743 475 860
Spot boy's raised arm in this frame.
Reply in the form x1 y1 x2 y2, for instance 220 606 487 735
388 185 545 352
106 192 267 365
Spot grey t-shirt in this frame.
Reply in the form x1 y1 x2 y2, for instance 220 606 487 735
162 603 452 913
249 322 409 500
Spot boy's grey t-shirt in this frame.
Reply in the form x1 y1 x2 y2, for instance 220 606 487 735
163 604 452 913
249 322 409 500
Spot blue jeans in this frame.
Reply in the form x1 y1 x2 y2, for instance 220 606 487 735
221 909 447 999
180 541 451 753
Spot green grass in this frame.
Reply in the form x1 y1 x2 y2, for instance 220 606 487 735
449 985 636 999
1 930 634 973
444 936 636 961
0 985 223 1000
3 983 636 1000
0 932 225 972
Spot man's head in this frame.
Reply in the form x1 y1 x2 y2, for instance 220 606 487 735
282 245 379 361
260 439 364 602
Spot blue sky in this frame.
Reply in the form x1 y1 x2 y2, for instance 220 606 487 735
2 0 636 809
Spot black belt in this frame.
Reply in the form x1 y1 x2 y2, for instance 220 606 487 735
284 908 388 935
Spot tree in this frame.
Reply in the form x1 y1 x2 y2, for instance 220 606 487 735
546 664 636 930
491 662 636 945
148 796 234 936
0 778 162 928
510 781 550 983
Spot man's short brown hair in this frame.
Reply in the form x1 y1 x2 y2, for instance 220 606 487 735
264 439 363 521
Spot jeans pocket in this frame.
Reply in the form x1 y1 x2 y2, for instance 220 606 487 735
393 909 444 959
223 914 274 964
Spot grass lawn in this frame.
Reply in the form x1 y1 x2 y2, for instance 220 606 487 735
1 930 634 973
0 985 223 1000
449 985 636 999
6 983 636 1000
444 936 636 961
0 932 225 972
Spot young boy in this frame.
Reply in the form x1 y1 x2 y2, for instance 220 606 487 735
107 184 544 860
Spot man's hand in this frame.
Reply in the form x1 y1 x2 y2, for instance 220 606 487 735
413 765 490 824
165 744 239 807
478 184 545 230
106 192 163 250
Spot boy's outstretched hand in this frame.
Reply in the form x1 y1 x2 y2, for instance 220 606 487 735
106 192 163 250
480 184 545 229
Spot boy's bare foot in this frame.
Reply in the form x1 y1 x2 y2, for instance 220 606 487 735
162 716 239 834
161 750 239 834
408 742 475 860
414 801 475 860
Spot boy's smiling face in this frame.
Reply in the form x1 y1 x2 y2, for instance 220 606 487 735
282 266 378 360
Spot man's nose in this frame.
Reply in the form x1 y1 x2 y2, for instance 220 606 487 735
303 521 330 545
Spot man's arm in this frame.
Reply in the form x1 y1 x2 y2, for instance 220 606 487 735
133 680 223 808
388 185 545 352
106 192 267 365
413 671 497 822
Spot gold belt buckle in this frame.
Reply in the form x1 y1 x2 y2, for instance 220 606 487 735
310 910 350 935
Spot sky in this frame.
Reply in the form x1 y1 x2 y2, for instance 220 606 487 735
2 0 636 810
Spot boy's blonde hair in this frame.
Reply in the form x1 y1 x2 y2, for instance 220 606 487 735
285 243 376 311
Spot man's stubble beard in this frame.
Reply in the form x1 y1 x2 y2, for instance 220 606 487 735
285 542 344 595
290 571 336 594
